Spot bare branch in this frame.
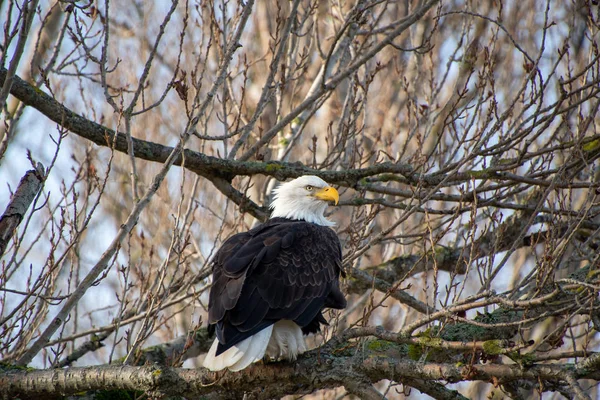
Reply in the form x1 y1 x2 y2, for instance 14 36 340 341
0 163 45 257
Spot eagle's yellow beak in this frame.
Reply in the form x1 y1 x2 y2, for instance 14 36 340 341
314 186 339 205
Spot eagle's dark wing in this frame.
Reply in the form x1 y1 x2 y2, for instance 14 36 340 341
207 217 346 355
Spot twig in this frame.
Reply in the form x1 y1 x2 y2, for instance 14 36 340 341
0 0 39 117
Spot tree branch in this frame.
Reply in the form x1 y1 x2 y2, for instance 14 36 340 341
0 163 45 257
0 67 416 185
2 345 598 399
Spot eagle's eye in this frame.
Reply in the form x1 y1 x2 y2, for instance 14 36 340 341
305 185 313 191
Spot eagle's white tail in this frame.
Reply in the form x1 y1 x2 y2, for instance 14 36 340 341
203 325 273 371
266 320 307 360
203 321 309 371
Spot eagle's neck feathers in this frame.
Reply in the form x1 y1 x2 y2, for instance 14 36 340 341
270 197 334 226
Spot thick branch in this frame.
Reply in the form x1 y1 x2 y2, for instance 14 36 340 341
346 267 435 314
125 327 212 366
3 67 595 225
401 378 470 400
0 163 45 257
2 348 597 399
0 67 417 187
361 222 572 284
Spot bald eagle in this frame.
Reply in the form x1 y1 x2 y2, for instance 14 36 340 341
203 175 346 371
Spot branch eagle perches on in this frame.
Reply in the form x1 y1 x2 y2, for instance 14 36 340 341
2 343 599 400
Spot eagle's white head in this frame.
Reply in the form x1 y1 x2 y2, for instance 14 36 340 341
270 175 339 226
